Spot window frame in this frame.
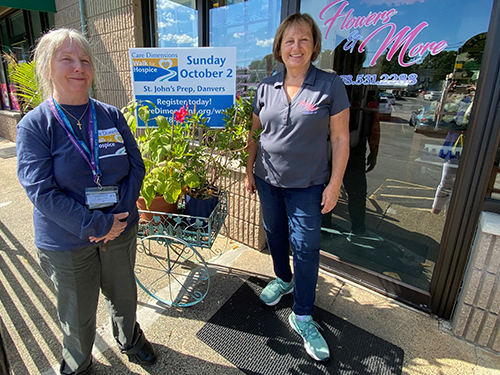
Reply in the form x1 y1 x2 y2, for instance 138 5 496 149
143 0 299 48
429 0 500 318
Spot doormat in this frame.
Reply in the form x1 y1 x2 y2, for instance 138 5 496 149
197 277 404 375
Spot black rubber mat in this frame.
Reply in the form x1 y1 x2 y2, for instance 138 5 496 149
197 277 404 375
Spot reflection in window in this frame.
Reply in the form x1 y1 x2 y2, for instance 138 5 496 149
0 9 53 111
209 0 281 96
300 0 492 291
156 0 198 47
487 144 500 200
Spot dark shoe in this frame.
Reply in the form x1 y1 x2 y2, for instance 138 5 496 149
60 358 92 374
128 340 157 366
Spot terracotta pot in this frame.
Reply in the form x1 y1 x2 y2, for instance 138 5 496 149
137 195 178 221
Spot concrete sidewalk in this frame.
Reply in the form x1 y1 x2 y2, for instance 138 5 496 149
1 136 500 375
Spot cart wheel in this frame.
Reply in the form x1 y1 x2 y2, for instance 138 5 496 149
135 235 210 307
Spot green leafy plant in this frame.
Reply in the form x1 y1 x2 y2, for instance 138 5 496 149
122 100 199 208
221 93 255 167
121 96 255 209
2 53 42 113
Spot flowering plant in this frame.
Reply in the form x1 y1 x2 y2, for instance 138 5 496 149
121 96 254 209
121 100 201 208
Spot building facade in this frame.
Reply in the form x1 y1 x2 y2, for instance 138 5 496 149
1 0 500 352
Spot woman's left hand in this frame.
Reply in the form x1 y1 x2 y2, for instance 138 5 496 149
323 108 350 214
89 212 129 243
321 183 340 214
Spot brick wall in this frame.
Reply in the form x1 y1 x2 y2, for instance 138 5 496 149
452 211 500 353
54 0 141 109
219 168 266 251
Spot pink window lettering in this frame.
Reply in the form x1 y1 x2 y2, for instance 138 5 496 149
319 0 398 39
318 1 448 67
359 22 448 67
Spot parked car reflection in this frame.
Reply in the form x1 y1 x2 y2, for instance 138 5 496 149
409 105 467 135
380 92 396 104
424 91 442 101
379 96 392 120
409 107 436 128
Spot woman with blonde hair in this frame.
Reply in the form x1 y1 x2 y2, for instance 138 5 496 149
17 28 154 374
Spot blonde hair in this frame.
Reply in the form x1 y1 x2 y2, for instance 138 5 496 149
34 28 95 100
273 13 322 64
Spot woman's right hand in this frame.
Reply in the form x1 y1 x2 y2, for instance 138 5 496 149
245 113 261 195
245 174 256 194
89 212 129 243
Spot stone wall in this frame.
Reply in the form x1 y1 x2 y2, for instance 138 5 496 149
452 211 500 353
0 111 21 142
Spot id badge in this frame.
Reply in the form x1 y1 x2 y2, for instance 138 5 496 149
85 186 119 209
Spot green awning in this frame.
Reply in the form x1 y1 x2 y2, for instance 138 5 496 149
0 0 56 13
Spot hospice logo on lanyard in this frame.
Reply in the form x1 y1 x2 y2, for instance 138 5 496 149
49 96 119 209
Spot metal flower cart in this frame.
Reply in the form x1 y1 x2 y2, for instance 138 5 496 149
135 190 228 307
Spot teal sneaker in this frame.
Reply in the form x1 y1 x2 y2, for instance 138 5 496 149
346 230 383 249
289 312 330 361
260 277 294 306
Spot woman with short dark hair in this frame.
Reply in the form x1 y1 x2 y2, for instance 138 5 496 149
245 13 350 361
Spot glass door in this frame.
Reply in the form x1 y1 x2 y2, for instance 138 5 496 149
155 0 199 47
300 0 494 309
208 0 282 97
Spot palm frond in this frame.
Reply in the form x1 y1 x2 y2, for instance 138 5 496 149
3 53 42 113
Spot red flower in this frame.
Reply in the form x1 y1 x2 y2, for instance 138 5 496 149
174 106 188 123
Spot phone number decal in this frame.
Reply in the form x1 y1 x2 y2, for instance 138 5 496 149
340 73 418 86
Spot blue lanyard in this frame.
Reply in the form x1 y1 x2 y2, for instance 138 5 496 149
49 96 103 188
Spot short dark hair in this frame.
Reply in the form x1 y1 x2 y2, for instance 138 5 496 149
273 13 322 64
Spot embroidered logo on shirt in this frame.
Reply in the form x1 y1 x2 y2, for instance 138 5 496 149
98 127 127 158
297 100 319 114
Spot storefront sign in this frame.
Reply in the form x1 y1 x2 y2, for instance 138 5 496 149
129 47 236 127
319 0 448 67
339 73 418 86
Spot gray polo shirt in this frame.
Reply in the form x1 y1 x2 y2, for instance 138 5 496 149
252 64 350 188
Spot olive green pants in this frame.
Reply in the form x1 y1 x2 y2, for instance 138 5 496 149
38 225 145 374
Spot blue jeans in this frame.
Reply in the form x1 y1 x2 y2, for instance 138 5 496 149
255 175 323 316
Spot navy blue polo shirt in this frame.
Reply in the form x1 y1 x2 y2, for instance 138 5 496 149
252 64 349 188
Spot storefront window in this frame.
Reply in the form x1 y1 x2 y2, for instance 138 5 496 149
301 0 493 291
9 12 25 38
0 9 53 111
209 0 281 96
153 0 281 96
30 11 43 41
156 0 198 47
487 143 500 200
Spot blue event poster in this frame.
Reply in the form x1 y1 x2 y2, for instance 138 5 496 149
129 47 236 127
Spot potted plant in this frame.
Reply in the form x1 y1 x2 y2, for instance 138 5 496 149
121 94 255 218
182 94 255 218
121 101 202 215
